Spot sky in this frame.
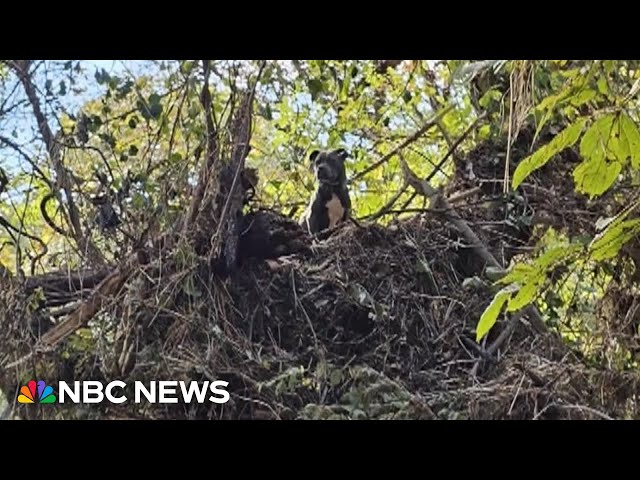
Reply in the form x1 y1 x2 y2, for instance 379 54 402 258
0 60 152 177
1 60 448 193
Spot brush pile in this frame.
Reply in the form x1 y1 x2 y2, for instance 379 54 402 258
2 115 639 420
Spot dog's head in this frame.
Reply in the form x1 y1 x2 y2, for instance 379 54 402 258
309 148 348 186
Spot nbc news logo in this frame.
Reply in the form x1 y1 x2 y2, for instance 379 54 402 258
16 379 229 405
17 380 56 404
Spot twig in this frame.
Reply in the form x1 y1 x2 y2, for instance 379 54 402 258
425 112 487 184
486 310 524 356
447 187 482 205
558 404 613 420
395 112 487 212
0 135 51 186
507 371 527 416
291 269 318 349
350 105 454 182
361 181 409 221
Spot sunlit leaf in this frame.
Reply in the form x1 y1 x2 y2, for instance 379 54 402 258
580 114 615 163
574 156 622 198
589 218 640 261
512 118 587 189
619 113 640 169
476 286 516 342
497 263 537 285
507 275 544 312
597 77 609 96
568 88 596 106
536 244 583 269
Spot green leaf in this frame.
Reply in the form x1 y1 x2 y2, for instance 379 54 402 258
148 93 160 105
605 114 640 167
98 133 117 149
307 78 323 101
580 114 615 163
95 69 110 85
116 79 133 99
476 287 515 342
619 113 640 169
568 88 596 107
589 218 640 261
597 78 609 96
145 93 163 119
139 95 163 121
340 74 351 101
534 83 580 115
269 180 282 190
507 274 544 312
574 114 626 197
180 61 195 75
498 263 537 285
478 124 491 140
512 118 586 189
329 369 343 386
497 244 582 314
573 156 622 198
259 103 273 120
604 61 615 74
479 89 502 108
536 244 583 269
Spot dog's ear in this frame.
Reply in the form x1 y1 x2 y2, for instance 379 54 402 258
332 148 348 162
309 150 320 163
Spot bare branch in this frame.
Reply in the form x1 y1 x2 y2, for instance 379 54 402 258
184 60 218 231
350 104 454 183
9 60 105 266
0 135 50 186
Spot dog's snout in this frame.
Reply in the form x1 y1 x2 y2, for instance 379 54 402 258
317 164 330 177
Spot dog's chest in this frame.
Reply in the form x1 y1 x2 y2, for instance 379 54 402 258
326 193 345 227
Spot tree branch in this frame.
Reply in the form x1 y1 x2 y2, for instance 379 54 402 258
9 60 105 266
350 104 454 183
0 135 51 186
399 154 548 337
184 60 218 232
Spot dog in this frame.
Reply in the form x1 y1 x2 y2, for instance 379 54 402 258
299 148 351 235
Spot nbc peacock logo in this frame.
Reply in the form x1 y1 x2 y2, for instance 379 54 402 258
17 380 57 404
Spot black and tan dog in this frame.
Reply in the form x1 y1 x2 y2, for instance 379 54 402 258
299 148 351 235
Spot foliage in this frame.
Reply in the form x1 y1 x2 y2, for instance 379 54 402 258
3 59 640 376
479 60 640 361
